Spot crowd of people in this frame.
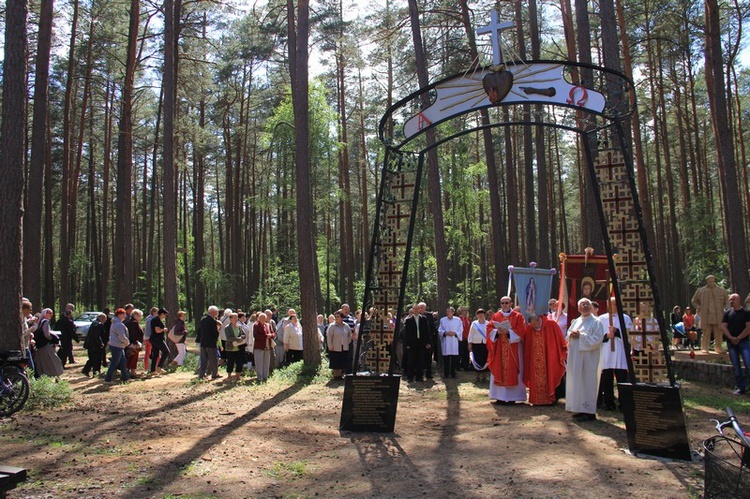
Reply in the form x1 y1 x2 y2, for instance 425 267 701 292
19 300 366 385
18 280 750 414
395 289 750 421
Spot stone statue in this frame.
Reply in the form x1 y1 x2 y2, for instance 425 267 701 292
691 275 729 353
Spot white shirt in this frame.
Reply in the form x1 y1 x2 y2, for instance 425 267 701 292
549 310 568 336
467 320 487 344
438 316 462 356
598 312 633 370
284 323 303 350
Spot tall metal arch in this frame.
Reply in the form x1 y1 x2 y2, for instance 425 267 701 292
355 58 676 388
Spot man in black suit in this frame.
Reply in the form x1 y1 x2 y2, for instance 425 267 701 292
402 304 431 382
197 305 221 380
418 302 437 378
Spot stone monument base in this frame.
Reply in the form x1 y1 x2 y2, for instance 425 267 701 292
618 382 692 461
339 374 400 433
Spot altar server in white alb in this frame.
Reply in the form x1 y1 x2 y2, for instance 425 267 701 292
597 297 633 411
438 307 462 379
565 298 605 421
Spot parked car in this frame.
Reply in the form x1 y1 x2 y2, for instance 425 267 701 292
73 311 103 339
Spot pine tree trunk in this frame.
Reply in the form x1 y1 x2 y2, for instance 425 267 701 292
0 0 28 350
459 0 507 298
114 0 140 305
163 0 180 324
288 0 321 367
575 0 602 250
59 0 79 311
705 0 750 296
23 0 54 310
408 0 449 313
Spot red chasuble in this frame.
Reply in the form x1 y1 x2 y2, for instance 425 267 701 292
486 310 526 387
519 315 568 405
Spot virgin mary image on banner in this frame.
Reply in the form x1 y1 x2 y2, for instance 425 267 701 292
526 277 536 315
510 265 555 319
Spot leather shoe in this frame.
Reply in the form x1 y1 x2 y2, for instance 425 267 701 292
574 413 596 421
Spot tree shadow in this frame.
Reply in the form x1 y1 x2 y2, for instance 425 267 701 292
347 434 437 496
438 375 461 475
133 375 310 496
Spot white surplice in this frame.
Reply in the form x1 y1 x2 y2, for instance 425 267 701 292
565 314 604 414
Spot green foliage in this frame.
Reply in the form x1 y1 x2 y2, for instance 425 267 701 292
198 268 237 308
680 196 729 287
250 260 301 311
179 353 200 373
26 374 74 411
267 355 331 386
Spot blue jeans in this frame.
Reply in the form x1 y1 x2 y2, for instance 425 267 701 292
105 346 130 382
25 347 35 372
727 340 750 392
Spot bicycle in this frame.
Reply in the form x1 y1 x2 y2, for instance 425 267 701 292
703 407 750 498
0 350 30 418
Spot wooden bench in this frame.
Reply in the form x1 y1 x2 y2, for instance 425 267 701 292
0 465 27 498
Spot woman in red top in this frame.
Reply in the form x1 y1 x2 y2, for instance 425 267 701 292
682 307 697 348
252 313 276 382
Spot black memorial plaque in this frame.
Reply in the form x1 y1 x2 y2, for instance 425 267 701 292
339 374 401 433
618 383 692 461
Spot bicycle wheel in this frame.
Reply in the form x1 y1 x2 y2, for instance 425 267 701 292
0 366 30 417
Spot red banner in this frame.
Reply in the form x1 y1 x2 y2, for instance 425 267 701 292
561 253 610 322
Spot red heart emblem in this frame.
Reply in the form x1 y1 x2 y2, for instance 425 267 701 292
483 70 514 104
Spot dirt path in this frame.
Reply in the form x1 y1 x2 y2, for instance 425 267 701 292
0 345 737 498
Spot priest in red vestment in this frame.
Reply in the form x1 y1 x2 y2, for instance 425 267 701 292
519 313 568 405
487 296 527 404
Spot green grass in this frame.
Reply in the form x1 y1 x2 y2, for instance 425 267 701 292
683 392 750 412
179 459 212 477
267 357 332 386
26 373 74 410
88 444 123 456
179 352 200 373
263 460 308 479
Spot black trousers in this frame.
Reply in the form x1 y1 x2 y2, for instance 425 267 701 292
287 349 303 364
443 355 458 377
82 347 103 375
424 347 433 377
150 339 170 371
407 346 425 380
598 368 628 409
57 341 73 366
225 350 244 373
459 340 470 370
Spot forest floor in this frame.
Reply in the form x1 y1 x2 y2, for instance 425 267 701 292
1 343 747 499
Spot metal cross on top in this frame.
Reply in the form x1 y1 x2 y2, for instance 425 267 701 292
476 10 515 66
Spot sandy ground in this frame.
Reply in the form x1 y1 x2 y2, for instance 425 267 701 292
0 343 743 498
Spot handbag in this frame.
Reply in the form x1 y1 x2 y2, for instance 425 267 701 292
125 342 142 357
266 338 276 350
167 326 183 343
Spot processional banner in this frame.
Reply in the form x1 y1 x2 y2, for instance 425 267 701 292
559 251 610 322
509 265 555 320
